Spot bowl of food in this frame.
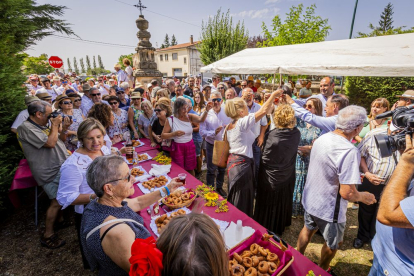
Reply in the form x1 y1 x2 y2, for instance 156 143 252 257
161 188 196 209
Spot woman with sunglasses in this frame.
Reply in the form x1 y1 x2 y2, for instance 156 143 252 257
292 98 323 218
107 96 129 143
217 82 227 99
149 98 171 148
68 93 82 110
55 94 85 152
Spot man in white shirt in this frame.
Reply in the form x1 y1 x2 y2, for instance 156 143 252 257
96 76 110 95
242 88 267 178
210 75 220 91
200 91 232 197
294 76 336 116
297 105 376 273
11 96 40 133
114 64 128 85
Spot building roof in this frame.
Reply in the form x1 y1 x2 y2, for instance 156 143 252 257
157 41 201 52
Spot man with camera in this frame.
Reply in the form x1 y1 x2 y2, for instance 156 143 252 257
17 101 71 249
369 133 414 275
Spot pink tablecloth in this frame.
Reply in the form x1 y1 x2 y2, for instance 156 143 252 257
121 147 328 276
9 159 38 208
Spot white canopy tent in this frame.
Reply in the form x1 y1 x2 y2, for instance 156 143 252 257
200 33 414 77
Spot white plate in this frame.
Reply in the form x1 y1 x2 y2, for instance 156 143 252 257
130 166 150 183
150 207 191 237
122 140 145 148
136 174 172 194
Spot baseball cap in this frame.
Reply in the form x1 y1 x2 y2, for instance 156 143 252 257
396 90 414 99
25 96 40 105
147 83 152 88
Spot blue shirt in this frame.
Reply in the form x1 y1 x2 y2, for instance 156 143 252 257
294 93 336 117
291 103 337 135
119 98 130 110
189 109 202 142
371 182 414 276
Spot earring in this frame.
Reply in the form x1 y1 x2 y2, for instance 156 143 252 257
110 196 113 199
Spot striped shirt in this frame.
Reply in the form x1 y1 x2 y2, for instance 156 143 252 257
357 128 399 185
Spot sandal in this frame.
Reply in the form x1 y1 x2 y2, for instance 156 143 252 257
40 233 66 249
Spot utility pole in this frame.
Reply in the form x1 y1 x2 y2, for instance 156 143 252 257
349 0 359 39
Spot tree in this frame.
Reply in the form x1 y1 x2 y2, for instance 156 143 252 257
0 0 74 217
73 57 79 74
171 34 177 46
161 34 170 49
379 3 394 32
22 53 54 75
80 58 86 73
66 57 72 72
86 55 92 72
98 55 105 70
93 56 97 69
118 53 134 70
259 4 331 47
198 9 249 65
358 3 414 37
247 35 265 48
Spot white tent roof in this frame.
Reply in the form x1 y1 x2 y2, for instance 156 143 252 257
200 33 414 77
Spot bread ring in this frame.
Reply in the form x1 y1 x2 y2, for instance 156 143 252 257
258 261 268 274
268 262 277 274
258 246 268 256
257 256 265 261
251 256 260 267
257 272 269 276
266 253 278 263
176 209 186 215
245 267 258 276
250 243 259 255
241 251 252 258
230 264 245 276
155 214 167 224
181 193 190 201
233 252 243 263
242 257 253 268
229 259 238 267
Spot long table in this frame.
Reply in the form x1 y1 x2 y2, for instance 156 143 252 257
116 139 328 276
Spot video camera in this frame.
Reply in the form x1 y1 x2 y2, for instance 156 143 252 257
374 104 414 157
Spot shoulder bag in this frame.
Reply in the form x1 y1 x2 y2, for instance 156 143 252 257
212 124 231 168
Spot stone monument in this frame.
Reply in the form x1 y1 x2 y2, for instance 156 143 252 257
132 10 163 88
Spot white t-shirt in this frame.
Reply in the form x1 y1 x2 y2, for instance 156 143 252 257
168 116 193 143
302 132 361 223
57 146 111 214
248 102 267 137
95 84 110 95
11 109 29 130
225 113 257 158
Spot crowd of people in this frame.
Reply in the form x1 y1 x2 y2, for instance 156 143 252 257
12 67 414 275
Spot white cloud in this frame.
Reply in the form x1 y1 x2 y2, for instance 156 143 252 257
265 0 280 4
233 8 271 19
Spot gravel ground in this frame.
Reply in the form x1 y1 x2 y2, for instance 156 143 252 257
0 170 373 275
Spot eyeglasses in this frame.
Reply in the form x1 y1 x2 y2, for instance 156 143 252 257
107 173 131 184
98 80 103 82
62 101 72 105
116 91 125 94
154 108 162 112
30 79 38 82
74 99 82 103
90 93 101 97
212 98 222 103
303 104 314 109
109 102 118 105
218 87 225 90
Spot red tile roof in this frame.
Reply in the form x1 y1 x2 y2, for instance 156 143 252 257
156 41 201 52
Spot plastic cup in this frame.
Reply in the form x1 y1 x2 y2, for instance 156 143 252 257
178 173 187 184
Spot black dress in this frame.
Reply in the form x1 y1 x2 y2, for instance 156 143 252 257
254 127 300 235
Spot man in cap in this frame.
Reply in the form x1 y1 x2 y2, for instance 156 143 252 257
11 96 40 133
394 89 414 107
36 92 52 104
18 100 71 249
36 77 61 101
114 64 128 85
117 87 130 110
80 83 94 116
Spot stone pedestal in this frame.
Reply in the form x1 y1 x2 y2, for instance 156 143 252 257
133 15 162 86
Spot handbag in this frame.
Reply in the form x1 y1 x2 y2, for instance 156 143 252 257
212 124 230 168
161 116 176 151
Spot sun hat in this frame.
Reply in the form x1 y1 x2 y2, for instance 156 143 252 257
396 90 414 99
25 96 40 105
36 92 52 100
53 95 70 109
130 92 142 99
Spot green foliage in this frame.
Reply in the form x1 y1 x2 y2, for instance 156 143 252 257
171 34 177 46
22 53 53 75
92 56 97 69
161 34 170 49
79 58 85 73
118 53 134 70
66 57 72 72
85 55 91 72
0 0 73 217
379 3 394 32
73 57 79 74
198 8 249 65
345 77 414 110
98 55 104 70
259 4 331 47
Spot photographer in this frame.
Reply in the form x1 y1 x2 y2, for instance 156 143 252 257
369 134 414 275
17 101 71 249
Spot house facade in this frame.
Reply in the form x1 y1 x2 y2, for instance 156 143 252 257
155 36 203 78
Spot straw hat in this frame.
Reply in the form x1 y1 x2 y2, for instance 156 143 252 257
396 90 414 99
25 96 40 105
130 92 142 99
53 95 70 109
36 92 52 100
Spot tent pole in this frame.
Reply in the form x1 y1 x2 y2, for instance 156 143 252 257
279 73 282 86
272 72 277 90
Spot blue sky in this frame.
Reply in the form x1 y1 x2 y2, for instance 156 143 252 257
27 0 414 71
